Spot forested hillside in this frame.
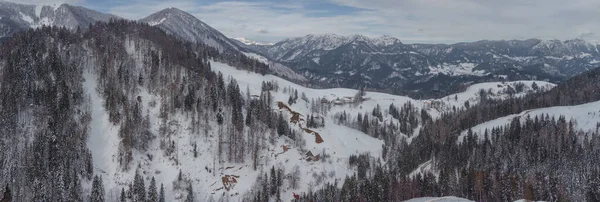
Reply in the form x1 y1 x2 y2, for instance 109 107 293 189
0 20 274 201
297 67 600 202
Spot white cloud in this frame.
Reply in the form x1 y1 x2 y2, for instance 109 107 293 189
100 0 600 44
3 0 81 5
327 0 600 43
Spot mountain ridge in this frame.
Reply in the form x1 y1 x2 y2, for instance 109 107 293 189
1 2 599 98
0 1 119 39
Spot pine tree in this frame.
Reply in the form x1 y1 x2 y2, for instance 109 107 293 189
246 85 251 105
277 113 287 136
120 187 126 202
184 183 194 202
262 172 270 202
159 183 165 202
193 142 198 158
216 108 224 125
532 82 539 90
217 72 226 103
228 79 244 131
277 168 283 187
270 166 277 196
246 104 253 126
148 177 158 202
276 187 281 202
293 89 298 103
133 169 146 202
90 175 105 202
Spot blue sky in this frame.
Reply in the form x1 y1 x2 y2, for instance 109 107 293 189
9 0 600 44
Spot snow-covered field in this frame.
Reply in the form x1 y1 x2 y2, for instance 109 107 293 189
432 80 555 117
429 63 486 76
458 100 600 143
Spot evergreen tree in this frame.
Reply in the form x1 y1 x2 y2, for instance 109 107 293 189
293 89 298 103
276 187 281 202
270 166 277 196
193 142 198 158
133 169 146 202
90 175 105 202
532 82 539 90
216 108 224 125
159 183 165 202
184 183 194 202
276 113 288 136
246 104 253 126
120 188 126 202
262 172 270 202
148 177 158 202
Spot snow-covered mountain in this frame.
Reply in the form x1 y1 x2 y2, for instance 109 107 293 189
411 38 600 78
262 34 404 62
244 34 565 98
247 34 437 91
139 7 244 54
244 34 600 98
0 1 118 39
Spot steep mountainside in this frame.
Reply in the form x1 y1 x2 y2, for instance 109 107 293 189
139 7 243 54
0 20 275 201
139 7 307 82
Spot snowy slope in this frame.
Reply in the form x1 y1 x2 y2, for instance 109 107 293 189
139 8 243 54
83 40 553 201
408 159 438 180
212 61 422 141
85 39 388 201
458 100 600 143
428 81 555 118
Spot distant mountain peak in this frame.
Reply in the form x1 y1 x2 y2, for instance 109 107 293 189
154 7 191 16
232 37 273 46
373 35 402 46
280 33 402 49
